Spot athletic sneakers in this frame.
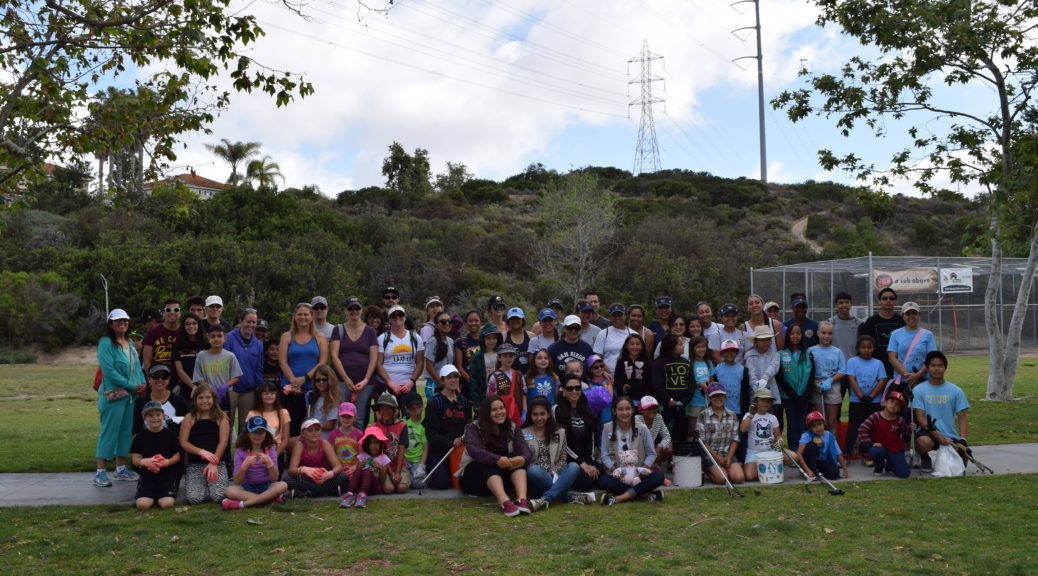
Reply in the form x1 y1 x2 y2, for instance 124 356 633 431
921 454 933 472
92 470 112 487
648 489 665 502
112 468 139 482
514 498 532 514
340 492 356 508
355 493 367 508
600 493 616 506
221 498 244 510
500 500 520 517
530 498 550 512
571 491 596 505
274 494 285 504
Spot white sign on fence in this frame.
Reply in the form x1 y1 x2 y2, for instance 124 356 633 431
940 268 974 294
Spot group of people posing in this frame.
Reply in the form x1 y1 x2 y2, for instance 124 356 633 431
94 287 971 516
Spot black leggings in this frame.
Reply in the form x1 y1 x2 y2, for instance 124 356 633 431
459 462 520 496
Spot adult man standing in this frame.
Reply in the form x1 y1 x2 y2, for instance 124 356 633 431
858 288 905 378
202 295 232 333
548 315 594 376
185 296 206 320
647 296 674 345
311 296 334 340
783 294 819 348
827 292 861 360
142 298 181 376
584 290 610 329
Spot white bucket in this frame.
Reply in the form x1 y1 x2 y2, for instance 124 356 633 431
673 455 702 487
756 450 784 484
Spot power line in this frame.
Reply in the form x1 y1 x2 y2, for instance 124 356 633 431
260 21 629 119
481 0 629 59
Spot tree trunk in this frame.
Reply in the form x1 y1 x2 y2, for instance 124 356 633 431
996 218 1038 400
985 216 1007 400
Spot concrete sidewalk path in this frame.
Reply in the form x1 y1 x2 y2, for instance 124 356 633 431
2 443 1035 508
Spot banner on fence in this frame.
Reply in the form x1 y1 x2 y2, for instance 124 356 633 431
940 268 974 294
872 268 939 294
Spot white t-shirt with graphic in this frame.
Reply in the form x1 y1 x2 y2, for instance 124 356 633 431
378 331 425 384
745 412 780 453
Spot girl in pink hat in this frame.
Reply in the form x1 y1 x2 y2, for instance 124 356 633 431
341 426 390 508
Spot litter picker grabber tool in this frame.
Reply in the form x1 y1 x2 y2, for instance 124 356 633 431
774 439 813 493
416 447 455 494
694 433 744 498
777 438 844 495
952 440 994 474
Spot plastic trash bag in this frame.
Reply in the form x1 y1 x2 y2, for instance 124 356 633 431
931 444 966 477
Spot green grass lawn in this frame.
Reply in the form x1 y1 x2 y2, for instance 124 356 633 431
0 474 1034 575
0 357 1035 473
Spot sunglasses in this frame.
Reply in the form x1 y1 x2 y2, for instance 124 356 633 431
564 325 581 331
563 385 582 391
163 307 180 313
207 304 222 309
492 304 506 310
312 304 327 310
346 305 362 311
436 319 451 325
389 313 405 319
384 295 399 300
314 377 330 383
151 373 170 380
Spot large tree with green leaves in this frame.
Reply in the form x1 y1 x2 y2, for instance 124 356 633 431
0 0 315 210
382 141 432 205
773 0 1037 400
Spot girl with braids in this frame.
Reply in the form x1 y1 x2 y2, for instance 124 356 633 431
423 311 456 399
596 396 665 505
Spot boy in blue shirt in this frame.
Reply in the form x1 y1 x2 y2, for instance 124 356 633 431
911 351 970 460
808 321 846 432
797 411 848 480
714 339 751 416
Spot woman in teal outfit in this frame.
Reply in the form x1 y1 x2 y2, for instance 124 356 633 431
94 309 146 487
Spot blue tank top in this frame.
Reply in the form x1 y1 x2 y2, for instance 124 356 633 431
283 335 320 391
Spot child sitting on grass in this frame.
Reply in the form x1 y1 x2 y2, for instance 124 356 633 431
221 416 288 510
131 401 182 510
797 411 848 480
857 391 911 478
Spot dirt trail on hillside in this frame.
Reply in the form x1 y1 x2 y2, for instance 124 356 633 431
792 216 824 254
36 346 96 365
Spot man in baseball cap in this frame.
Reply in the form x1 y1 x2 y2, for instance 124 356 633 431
784 293 819 348
547 314 594 376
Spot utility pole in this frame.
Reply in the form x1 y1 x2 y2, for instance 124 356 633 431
733 0 767 184
628 39 664 175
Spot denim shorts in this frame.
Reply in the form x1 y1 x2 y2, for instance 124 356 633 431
242 482 271 494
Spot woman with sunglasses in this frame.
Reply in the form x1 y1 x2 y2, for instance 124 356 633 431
375 305 425 400
552 375 601 497
486 295 508 334
279 303 329 436
132 364 189 435
424 311 456 399
94 309 146 487
331 297 380 427
858 288 905 378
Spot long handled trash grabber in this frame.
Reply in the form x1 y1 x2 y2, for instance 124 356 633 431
777 438 844 495
694 434 743 498
773 439 812 493
951 440 994 474
416 447 455 494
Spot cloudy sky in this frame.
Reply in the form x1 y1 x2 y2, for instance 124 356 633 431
161 0 980 196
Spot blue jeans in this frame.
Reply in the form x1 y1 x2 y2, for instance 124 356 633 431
596 470 665 498
353 384 378 429
527 462 581 503
802 441 840 480
784 398 810 449
869 445 910 478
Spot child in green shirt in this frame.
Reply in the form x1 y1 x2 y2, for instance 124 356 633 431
403 394 429 482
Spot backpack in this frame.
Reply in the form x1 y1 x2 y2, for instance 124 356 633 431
381 330 419 355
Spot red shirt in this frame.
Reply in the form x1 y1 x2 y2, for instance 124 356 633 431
857 411 907 453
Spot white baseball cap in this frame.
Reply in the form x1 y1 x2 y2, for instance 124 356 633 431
387 305 406 316
639 395 659 410
107 308 130 321
563 314 582 327
205 295 223 307
902 301 921 313
439 364 460 379
300 418 322 431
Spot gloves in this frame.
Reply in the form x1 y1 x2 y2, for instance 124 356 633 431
819 378 833 392
413 463 427 482
755 378 769 390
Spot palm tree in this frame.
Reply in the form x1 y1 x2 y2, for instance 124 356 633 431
205 139 261 185
245 155 284 189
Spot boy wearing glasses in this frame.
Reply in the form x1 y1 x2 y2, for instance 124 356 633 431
858 288 905 378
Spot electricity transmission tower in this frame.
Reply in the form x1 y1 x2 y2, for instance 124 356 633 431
733 0 767 184
628 40 664 175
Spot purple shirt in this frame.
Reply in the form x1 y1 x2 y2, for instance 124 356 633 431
331 324 378 384
233 446 278 485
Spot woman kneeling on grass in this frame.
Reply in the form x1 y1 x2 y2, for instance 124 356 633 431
597 397 665 505
523 397 596 511
222 416 288 510
458 395 533 517
286 418 349 498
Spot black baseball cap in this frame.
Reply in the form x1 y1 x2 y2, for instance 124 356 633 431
383 286 399 297
141 308 162 322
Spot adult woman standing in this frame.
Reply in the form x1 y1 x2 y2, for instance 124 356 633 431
424 365 472 490
279 303 329 436
523 397 596 510
458 395 532 516
376 305 425 399
627 305 655 360
743 294 785 352
653 315 689 359
363 305 386 335
552 376 600 494
528 309 559 355
647 297 674 345
94 309 145 487
225 310 264 436
424 311 456 399
454 310 483 392
486 295 508 334
331 297 379 427
172 313 207 400
592 304 636 376
597 397 665 505
887 301 937 395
